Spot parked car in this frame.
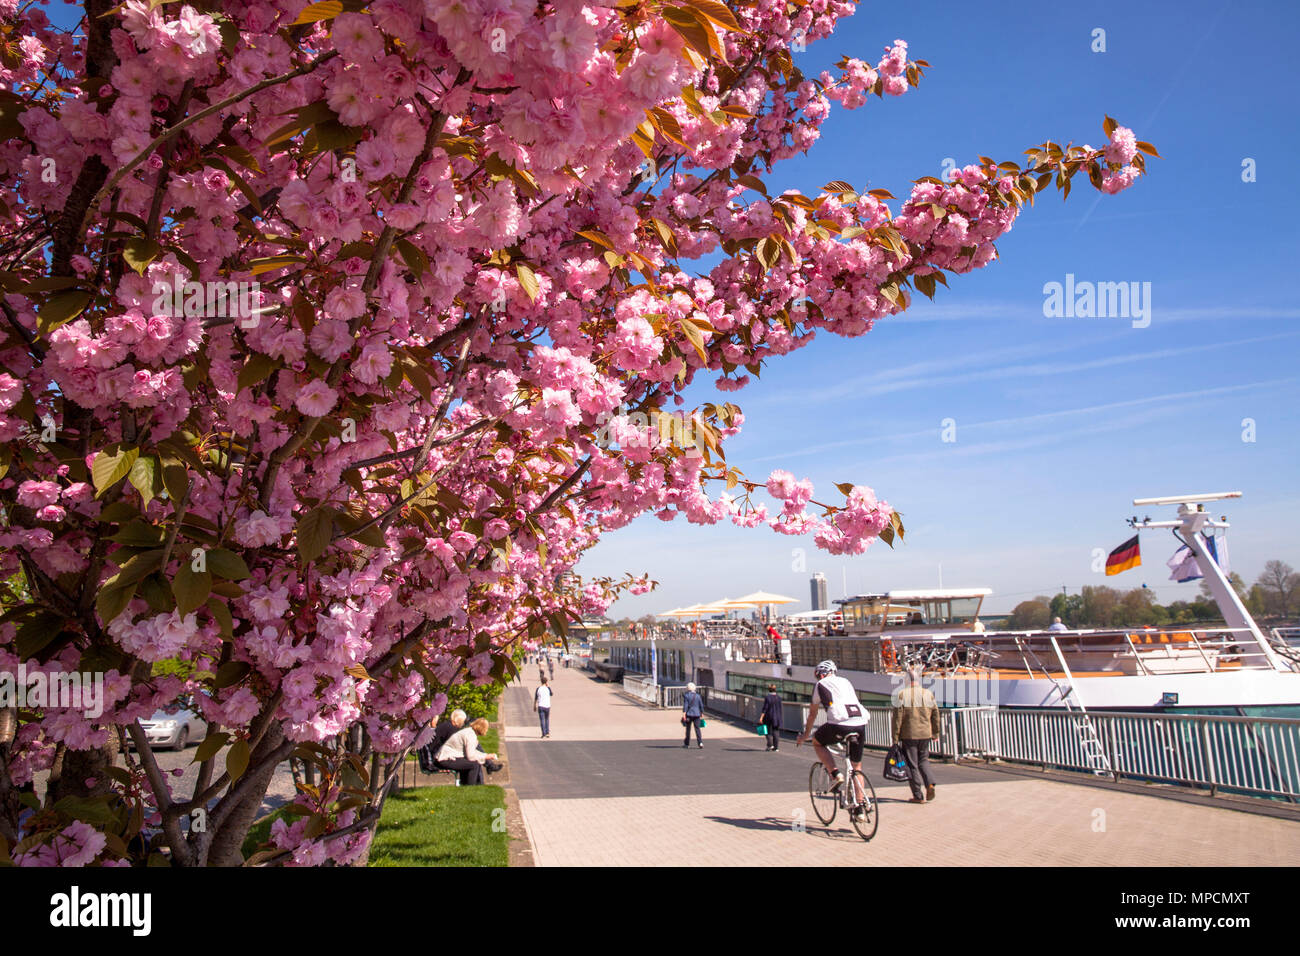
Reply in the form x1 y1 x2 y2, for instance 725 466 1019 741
134 696 208 751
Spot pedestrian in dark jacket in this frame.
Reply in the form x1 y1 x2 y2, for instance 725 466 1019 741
682 682 704 748
759 684 783 751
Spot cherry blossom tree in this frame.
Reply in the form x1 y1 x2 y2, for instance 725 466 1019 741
0 0 1156 866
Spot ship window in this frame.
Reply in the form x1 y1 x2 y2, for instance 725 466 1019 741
949 597 981 624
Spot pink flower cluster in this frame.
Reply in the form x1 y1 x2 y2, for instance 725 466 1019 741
0 0 1153 866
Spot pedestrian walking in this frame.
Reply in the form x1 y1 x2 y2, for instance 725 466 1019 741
758 683 783 751
891 664 940 803
547 654 555 679
535 676 553 738
681 682 704 748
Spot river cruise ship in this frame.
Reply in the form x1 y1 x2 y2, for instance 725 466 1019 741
597 494 1300 716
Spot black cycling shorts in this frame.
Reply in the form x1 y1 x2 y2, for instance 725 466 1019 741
813 723 866 762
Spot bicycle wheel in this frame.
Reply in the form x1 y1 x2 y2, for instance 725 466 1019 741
848 771 878 842
808 762 837 825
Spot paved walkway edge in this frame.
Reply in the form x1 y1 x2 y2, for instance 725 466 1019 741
498 693 538 866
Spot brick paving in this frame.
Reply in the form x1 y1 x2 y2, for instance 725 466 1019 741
506 663 1300 867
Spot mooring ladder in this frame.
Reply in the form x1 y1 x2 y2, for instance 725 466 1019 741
1013 635 1113 776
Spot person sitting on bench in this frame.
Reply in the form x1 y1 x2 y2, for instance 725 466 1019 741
419 709 466 772
435 717 500 786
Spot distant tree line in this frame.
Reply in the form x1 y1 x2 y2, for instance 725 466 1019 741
1008 561 1300 629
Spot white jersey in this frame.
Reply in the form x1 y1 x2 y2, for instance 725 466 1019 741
535 685 552 707
815 675 868 726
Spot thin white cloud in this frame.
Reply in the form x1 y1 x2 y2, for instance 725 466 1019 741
759 335 1294 421
749 377 1296 466
882 300 1300 325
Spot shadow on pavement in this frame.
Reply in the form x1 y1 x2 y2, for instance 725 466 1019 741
704 815 866 843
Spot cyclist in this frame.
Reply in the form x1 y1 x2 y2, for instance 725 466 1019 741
796 659 869 815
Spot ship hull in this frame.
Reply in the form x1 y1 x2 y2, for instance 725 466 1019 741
600 637 1300 712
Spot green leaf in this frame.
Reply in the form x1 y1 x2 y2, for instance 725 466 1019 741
95 582 138 626
212 142 264 175
344 523 386 548
98 501 139 524
297 506 334 563
92 446 139 498
214 660 250 689
207 598 233 639
52 795 116 826
576 229 614 250
105 548 165 589
394 238 428 278
515 263 539 302
127 454 158 508
108 520 166 547
193 731 230 763
37 290 92 336
236 353 279 394
226 739 250 782
161 456 190 503
291 0 343 25
678 318 708 362
123 237 163 276
172 563 212 616
310 120 364 153
206 548 251 581
14 611 65 660
247 255 307 275
140 573 174 613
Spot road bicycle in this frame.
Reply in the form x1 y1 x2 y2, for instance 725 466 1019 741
807 732 878 841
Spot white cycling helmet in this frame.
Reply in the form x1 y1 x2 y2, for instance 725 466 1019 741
814 659 837 677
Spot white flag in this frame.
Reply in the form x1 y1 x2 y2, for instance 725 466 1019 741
1167 545 1201 583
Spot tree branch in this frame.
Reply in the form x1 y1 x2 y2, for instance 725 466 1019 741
88 51 340 215
126 720 196 866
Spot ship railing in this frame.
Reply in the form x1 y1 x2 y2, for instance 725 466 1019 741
621 675 659 704
660 684 689 709
952 706 1300 800
1271 628 1300 671
792 627 1282 675
687 687 1299 800
703 638 780 661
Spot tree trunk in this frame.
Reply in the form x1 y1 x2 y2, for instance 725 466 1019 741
204 724 284 866
48 735 119 802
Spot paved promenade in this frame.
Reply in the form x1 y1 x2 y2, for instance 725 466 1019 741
503 665 1300 866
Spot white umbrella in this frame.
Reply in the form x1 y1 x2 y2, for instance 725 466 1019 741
730 590 798 607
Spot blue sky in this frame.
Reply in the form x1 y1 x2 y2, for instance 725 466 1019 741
37 2 1298 615
585 0 1300 617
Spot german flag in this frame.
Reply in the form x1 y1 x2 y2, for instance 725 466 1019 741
1105 535 1141 575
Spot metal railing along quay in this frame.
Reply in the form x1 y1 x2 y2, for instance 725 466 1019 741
986 707 1300 800
618 679 1300 802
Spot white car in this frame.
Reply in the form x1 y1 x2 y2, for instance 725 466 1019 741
136 698 208 751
